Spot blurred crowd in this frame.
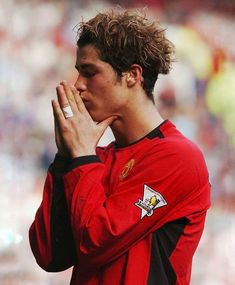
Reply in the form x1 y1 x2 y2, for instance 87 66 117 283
0 0 235 284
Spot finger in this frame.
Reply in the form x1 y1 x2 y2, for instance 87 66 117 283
54 113 60 139
60 81 78 114
53 106 69 157
56 85 76 118
51 99 67 127
97 116 118 136
54 114 61 146
56 85 70 109
70 86 90 115
60 80 74 102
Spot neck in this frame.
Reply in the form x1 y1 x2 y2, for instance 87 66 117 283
111 96 164 147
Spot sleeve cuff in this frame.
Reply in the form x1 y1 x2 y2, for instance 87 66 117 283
67 155 102 172
49 154 72 175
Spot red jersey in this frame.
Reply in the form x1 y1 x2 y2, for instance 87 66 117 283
29 120 210 284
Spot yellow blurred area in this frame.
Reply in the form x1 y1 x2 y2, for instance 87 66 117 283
206 62 235 146
175 26 213 79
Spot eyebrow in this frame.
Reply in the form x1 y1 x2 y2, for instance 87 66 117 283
75 63 97 71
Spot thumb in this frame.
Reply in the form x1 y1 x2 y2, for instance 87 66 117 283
97 116 118 135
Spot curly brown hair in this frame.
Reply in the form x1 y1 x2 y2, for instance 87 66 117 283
76 9 174 101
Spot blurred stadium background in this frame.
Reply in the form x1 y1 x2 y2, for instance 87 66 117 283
0 0 235 284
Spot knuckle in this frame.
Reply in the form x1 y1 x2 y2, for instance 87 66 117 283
61 124 70 133
70 119 78 127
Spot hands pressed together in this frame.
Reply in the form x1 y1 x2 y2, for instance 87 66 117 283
51 81 117 159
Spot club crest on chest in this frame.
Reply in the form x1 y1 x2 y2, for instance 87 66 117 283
120 159 135 181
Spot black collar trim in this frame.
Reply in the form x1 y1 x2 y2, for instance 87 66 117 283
115 120 166 149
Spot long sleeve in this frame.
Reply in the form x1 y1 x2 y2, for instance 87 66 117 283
62 142 210 270
29 121 211 285
29 155 76 271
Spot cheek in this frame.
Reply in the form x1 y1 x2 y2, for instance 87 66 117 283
87 75 126 111
88 80 114 101
89 72 117 90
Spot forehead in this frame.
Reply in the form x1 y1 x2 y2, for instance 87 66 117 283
76 45 102 65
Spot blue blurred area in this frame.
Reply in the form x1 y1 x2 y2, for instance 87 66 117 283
0 0 235 284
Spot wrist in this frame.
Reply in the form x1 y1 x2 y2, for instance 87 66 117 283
70 149 96 159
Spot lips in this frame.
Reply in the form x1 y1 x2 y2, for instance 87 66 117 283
81 96 89 104
82 100 90 109
82 99 89 104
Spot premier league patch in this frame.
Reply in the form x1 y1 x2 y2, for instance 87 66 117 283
135 184 167 218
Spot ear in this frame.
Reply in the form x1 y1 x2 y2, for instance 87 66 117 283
125 64 143 87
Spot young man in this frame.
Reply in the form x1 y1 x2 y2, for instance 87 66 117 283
29 9 210 285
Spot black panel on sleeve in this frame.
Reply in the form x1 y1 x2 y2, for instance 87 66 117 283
47 156 77 271
147 217 189 285
49 154 71 176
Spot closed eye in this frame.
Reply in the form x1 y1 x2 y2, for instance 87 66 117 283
81 70 96 78
75 64 98 78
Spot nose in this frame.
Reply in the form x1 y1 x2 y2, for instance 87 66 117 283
74 74 87 93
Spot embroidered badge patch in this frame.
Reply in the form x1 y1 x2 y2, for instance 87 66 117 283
135 184 167 218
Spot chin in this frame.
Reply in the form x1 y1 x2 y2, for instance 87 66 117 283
88 110 106 123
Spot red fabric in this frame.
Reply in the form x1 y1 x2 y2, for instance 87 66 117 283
29 173 53 270
29 120 210 284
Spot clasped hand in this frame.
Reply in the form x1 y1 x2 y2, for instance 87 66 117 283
51 81 116 159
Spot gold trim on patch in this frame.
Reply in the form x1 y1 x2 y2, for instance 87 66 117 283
120 159 135 180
